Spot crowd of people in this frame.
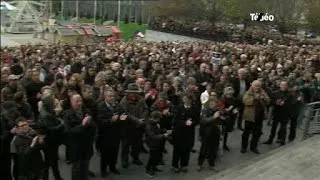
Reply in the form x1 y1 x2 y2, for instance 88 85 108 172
1 39 320 180
150 18 319 45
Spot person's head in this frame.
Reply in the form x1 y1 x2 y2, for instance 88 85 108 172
224 86 235 98
41 92 55 110
135 69 144 78
8 74 20 87
13 91 27 104
136 78 145 89
49 64 58 75
205 99 218 110
181 92 193 105
105 70 113 80
104 89 116 104
222 66 229 75
15 117 30 134
209 90 218 101
279 81 288 91
70 94 83 110
162 81 171 93
82 85 93 100
238 68 246 80
186 77 197 91
31 69 40 82
54 73 64 86
41 86 53 95
87 67 96 77
111 62 121 72
95 72 106 87
144 80 152 91
251 80 262 93
200 63 207 73
150 111 162 122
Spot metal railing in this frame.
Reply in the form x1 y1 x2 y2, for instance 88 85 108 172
301 101 320 139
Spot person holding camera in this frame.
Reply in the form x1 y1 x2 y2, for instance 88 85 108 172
241 80 270 154
145 111 172 178
63 94 96 180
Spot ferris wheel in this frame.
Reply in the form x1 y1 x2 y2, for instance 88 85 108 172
7 0 46 33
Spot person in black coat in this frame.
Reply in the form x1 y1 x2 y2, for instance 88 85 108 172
63 94 96 180
10 117 45 180
0 101 19 180
39 93 64 180
97 89 127 177
198 100 221 172
171 92 198 173
264 81 293 145
232 68 250 130
145 111 172 178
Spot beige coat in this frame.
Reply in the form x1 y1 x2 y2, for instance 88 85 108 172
242 88 270 122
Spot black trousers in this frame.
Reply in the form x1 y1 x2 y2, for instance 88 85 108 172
146 149 162 171
172 145 191 168
100 143 120 173
241 120 263 150
121 129 143 164
289 116 298 141
270 116 289 143
237 102 245 128
198 138 219 166
43 145 62 180
0 151 12 180
71 159 90 180
268 118 281 142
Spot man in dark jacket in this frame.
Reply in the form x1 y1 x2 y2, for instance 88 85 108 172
145 111 171 178
0 101 18 180
39 93 64 180
97 89 127 177
63 94 96 180
264 81 292 145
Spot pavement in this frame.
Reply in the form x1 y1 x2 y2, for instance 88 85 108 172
207 135 320 180
51 123 300 180
1 33 47 47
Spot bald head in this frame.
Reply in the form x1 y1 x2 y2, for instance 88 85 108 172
71 94 83 110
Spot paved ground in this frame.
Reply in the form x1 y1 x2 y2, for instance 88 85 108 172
1 34 47 47
145 30 207 42
208 135 320 180
51 123 302 180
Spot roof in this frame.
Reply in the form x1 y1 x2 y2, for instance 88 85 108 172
93 26 113 36
82 27 95 35
59 20 78 26
73 28 86 35
54 28 78 36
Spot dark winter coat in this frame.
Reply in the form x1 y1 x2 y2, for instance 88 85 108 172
63 108 96 161
172 105 198 148
145 120 166 150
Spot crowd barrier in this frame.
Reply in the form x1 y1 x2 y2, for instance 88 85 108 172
301 101 320 139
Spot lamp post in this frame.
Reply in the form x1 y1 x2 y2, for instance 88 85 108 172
117 0 121 27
